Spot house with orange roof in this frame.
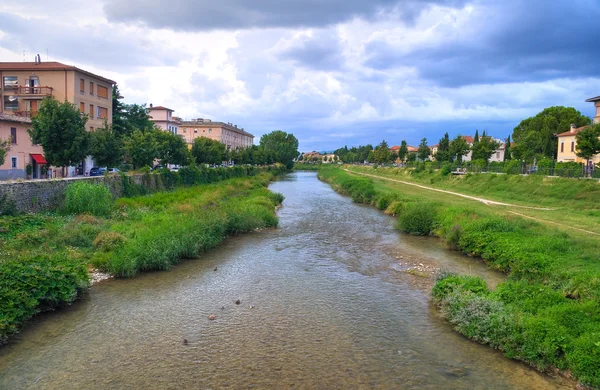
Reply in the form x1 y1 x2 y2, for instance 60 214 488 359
556 97 600 164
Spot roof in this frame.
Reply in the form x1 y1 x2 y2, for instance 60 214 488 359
389 145 400 151
557 126 589 137
148 106 174 112
407 146 418 152
430 144 439 148
0 62 116 85
179 120 254 138
462 136 475 143
0 112 32 124
585 96 600 102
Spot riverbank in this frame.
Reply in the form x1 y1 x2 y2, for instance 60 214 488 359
318 165 600 389
0 166 286 344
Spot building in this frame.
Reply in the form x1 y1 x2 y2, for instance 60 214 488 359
0 113 47 180
0 60 115 178
178 118 254 150
586 96 600 124
148 105 180 135
556 97 600 164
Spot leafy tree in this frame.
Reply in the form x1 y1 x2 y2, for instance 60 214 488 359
374 140 391 164
417 138 430 161
367 150 375 163
29 97 91 174
124 129 157 169
191 137 226 165
471 134 500 162
389 151 398 163
512 106 591 161
90 123 123 167
259 130 299 169
450 135 470 163
504 135 512 161
111 84 128 137
398 140 409 162
154 130 190 166
0 137 10 166
434 133 451 162
575 124 600 168
406 152 417 163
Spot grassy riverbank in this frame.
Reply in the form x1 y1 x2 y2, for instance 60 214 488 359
0 166 285 344
318 165 600 388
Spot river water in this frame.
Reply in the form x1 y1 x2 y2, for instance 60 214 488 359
0 172 572 389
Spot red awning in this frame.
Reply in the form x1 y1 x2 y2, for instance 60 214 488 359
31 154 47 164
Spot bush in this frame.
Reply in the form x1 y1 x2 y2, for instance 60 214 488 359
93 231 127 252
0 193 18 216
396 202 438 235
440 162 453 176
63 182 112 216
384 200 404 216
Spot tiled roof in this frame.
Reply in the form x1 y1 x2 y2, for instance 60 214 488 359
407 146 418 152
0 61 115 84
462 136 475 143
0 112 32 124
179 120 254 138
149 106 174 111
557 126 589 137
389 145 400 151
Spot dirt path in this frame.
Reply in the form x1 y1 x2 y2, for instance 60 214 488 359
346 169 553 210
346 169 600 237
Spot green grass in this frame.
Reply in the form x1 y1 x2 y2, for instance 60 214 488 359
318 165 600 388
0 168 286 345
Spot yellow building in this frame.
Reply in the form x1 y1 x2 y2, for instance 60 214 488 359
556 96 600 164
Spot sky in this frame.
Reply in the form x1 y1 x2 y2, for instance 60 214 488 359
1 0 599 152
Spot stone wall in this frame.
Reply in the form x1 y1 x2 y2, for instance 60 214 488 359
0 174 160 214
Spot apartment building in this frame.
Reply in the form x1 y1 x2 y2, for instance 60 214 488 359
179 118 254 150
0 61 115 178
148 104 180 135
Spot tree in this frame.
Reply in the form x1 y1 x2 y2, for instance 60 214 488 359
90 123 123 167
29 97 91 174
0 137 10 166
434 133 451 163
474 130 480 144
406 152 417 163
450 135 470 163
417 138 430 161
154 130 190 166
124 129 157 169
512 106 591 161
191 137 226 165
111 84 128 137
259 130 299 169
575 124 600 169
471 134 500 162
373 140 391 164
504 135 512 161
398 140 408 161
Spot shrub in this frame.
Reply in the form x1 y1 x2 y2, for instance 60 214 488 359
0 193 18 216
396 202 438 235
440 162 453 176
63 182 112 216
93 231 127 252
385 200 404 216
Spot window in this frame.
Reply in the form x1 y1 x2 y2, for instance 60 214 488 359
11 157 17 169
98 106 108 119
10 128 16 144
183 129 187 133
571 142 575 152
560 142 564 153
209 129 212 133
4 95 18 110
80 102 85 113
3 76 18 89
97 85 109 99
90 104 94 117
80 78 85 94
89 82 94 95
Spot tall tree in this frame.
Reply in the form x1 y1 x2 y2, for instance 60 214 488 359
398 140 409 161
90 123 123 167
450 135 470 163
29 97 91 174
474 130 480 143
512 106 591 161
124 129 157 169
504 135 512 161
373 140 391 164
154 130 190 166
0 137 10 166
111 84 128 137
259 130 299 169
191 137 226 165
417 138 430 161
575 124 600 169
471 134 500 162
434 133 451 162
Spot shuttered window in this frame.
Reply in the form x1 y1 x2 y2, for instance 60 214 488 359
80 102 85 112
90 104 94 117
98 106 108 119
80 78 85 93
11 127 16 144
89 82 94 95
97 85 108 99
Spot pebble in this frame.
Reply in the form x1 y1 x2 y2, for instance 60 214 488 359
235 300 241 305
208 314 216 320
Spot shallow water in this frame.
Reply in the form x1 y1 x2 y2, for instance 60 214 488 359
0 172 573 389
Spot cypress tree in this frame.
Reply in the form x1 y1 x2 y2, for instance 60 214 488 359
474 130 480 143
504 136 512 161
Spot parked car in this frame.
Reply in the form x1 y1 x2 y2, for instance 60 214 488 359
107 168 120 174
152 164 165 171
89 167 105 176
526 166 538 174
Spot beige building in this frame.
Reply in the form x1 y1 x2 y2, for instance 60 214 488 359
0 113 47 180
556 97 600 164
587 96 600 125
179 118 254 150
148 105 180 135
0 61 115 177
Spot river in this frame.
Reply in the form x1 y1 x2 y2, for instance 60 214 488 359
0 172 572 389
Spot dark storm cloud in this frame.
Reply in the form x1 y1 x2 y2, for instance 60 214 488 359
277 31 344 71
102 0 467 31
364 0 600 87
0 12 181 69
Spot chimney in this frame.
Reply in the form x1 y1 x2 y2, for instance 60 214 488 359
570 123 577 133
149 103 153 108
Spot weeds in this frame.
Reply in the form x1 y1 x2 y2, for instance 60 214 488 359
63 182 112 216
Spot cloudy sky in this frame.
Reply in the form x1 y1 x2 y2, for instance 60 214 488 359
1 0 599 151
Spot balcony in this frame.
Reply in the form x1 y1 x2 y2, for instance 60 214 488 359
13 110 37 118
12 86 54 98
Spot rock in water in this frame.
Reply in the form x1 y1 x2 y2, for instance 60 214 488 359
235 300 241 305
214 267 218 271
183 339 188 345
208 314 216 320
